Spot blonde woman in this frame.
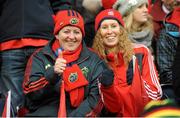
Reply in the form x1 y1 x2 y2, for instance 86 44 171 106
93 9 162 117
113 0 154 53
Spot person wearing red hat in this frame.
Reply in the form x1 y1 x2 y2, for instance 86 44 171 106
22 10 107 117
92 9 162 117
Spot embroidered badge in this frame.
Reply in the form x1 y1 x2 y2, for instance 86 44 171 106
60 22 64 26
108 11 114 16
45 64 51 70
81 67 89 77
68 72 78 83
70 18 79 25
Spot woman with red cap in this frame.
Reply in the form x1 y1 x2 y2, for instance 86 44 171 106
22 10 107 117
92 9 162 117
83 0 155 54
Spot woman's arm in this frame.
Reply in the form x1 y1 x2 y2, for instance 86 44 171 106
140 46 162 100
23 50 59 101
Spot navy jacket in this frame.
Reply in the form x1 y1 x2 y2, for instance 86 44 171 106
23 39 107 117
0 0 74 43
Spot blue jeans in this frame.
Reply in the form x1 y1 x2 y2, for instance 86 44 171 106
0 47 39 116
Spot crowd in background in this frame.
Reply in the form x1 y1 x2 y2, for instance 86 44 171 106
0 0 180 117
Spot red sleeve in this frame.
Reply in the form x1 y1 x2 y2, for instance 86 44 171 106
100 84 123 114
135 45 162 100
23 49 49 94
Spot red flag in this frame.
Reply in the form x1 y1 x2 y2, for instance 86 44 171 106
58 80 66 117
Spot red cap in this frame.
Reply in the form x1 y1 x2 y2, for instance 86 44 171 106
54 10 85 36
95 9 124 31
102 0 117 9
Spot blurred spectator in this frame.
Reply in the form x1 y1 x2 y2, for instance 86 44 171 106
78 0 102 47
0 0 73 116
142 99 180 117
113 0 154 55
150 0 178 62
150 0 176 39
172 2 180 103
156 3 180 99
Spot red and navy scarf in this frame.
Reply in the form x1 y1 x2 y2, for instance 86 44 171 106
52 39 88 117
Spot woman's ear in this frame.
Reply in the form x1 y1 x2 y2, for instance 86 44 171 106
119 26 124 35
55 35 59 39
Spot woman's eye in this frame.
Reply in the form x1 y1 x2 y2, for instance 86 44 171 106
63 30 70 33
138 4 147 8
138 5 142 8
111 25 117 28
101 26 107 29
74 31 80 34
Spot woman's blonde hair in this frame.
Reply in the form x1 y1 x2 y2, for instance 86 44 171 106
92 26 134 66
123 9 154 33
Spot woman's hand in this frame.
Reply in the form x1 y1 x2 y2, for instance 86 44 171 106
54 50 66 75
99 68 114 87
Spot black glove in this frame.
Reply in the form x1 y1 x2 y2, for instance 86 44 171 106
99 68 114 87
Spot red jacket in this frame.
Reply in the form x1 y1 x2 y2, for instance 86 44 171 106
100 44 162 117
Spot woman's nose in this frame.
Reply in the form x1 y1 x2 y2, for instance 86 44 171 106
107 27 113 34
143 5 148 12
68 32 75 39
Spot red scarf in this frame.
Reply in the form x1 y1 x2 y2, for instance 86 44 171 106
52 39 88 117
106 52 125 67
52 39 82 63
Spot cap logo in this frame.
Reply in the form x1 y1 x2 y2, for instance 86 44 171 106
70 18 79 25
60 22 64 26
108 11 114 16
